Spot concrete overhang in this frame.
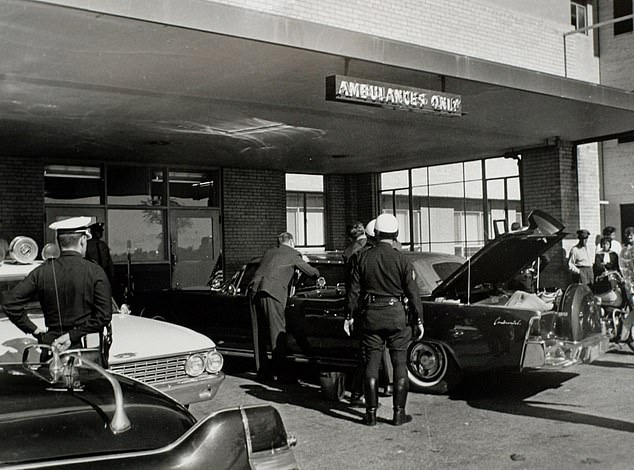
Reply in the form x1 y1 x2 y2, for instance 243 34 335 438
2 0 634 173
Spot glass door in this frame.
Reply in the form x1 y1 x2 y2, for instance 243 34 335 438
169 209 221 288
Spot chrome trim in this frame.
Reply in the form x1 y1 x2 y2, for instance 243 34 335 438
521 333 608 371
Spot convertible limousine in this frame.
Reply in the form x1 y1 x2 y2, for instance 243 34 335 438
136 210 608 393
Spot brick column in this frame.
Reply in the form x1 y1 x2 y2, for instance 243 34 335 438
0 156 44 250
222 168 286 274
325 173 378 251
521 142 579 288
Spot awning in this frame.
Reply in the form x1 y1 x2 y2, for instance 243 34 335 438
2 0 634 173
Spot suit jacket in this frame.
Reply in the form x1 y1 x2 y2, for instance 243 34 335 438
250 244 320 307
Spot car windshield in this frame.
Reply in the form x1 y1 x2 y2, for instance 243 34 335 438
411 258 463 296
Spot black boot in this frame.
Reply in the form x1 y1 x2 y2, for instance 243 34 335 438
392 377 413 426
363 377 378 426
364 408 377 426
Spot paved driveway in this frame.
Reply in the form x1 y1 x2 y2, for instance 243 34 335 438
192 348 634 470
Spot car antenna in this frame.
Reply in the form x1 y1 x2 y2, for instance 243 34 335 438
467 257 471 305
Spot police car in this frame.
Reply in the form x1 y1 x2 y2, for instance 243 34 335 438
0 241 225 406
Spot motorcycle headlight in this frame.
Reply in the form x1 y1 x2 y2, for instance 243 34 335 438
205 350 224 373
185 354 205 377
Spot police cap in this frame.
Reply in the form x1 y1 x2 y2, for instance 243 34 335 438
49 216 94 239
375 213 399 239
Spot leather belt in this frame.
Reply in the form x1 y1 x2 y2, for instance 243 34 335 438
366 294 402 305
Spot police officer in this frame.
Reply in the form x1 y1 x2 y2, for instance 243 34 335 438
346 213 424 426
2 217 112 359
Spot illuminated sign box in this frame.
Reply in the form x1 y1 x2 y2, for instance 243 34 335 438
325 75 462 116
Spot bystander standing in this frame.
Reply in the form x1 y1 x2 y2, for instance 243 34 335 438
568 229 594 286
249 232 320 382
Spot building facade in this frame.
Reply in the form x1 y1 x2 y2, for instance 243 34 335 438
1 0 632 295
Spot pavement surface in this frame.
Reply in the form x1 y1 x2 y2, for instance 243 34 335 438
191 347 634 470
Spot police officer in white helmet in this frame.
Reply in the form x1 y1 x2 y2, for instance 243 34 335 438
346 213 424 426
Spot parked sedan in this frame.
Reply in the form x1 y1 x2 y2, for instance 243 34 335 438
0 261 225 406
0 347 297 469
136 210 607 393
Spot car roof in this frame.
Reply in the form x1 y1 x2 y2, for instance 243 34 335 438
0 364 195 464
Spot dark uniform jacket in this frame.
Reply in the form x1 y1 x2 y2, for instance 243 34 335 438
250 244 320 308
347 242 423 331
2 251 112 345
86 238 115 284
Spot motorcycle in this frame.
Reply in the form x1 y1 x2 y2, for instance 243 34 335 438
592 270 634 351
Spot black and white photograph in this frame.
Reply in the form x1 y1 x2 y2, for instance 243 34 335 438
1 1 634 468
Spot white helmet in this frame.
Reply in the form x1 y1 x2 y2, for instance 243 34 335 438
365 219 376 238
374 213 399 238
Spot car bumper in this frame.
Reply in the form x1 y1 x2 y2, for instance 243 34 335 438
521 333 609 370
154 372 225 405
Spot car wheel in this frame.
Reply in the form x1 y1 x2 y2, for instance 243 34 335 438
406 341 462 394
561 284 601 341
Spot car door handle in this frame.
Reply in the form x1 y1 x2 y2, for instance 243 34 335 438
449 328 464 338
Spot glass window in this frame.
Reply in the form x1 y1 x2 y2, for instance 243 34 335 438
107 166 164 206
411 168 428 187
108 209 166 262
169 170 220 207
507 177 521 201
286 173 323 192
285 174 325 248
571 2 587 32
429 181 464 199
463 160 482 181
380 157 522 255
44 165 102 205
428 163 463 185
305 194 325 246
381 170 409 190
614 0 633 35
485 157 519 179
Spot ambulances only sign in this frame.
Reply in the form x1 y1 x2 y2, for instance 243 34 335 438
325 75 462 116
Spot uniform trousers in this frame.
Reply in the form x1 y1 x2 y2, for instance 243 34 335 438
362 325 411 385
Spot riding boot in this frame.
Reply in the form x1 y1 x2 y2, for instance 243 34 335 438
363 377 378 426
392 377 413 426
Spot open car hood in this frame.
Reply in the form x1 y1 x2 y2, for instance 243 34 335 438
432 210 566 300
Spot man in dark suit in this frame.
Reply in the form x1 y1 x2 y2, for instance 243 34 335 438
250 232 320 381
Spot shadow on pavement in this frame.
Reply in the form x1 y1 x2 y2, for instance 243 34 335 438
239 378 367 424
450 370 634 433
223 358 368 424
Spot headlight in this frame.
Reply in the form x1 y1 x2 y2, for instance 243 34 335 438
185 354 205 377
205 350 224 373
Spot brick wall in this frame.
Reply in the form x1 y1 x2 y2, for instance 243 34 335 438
325 173 378 251
597 1 634 238
521 143 579 287
222 167 286 274
0 156 44 251
210 0 597 80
